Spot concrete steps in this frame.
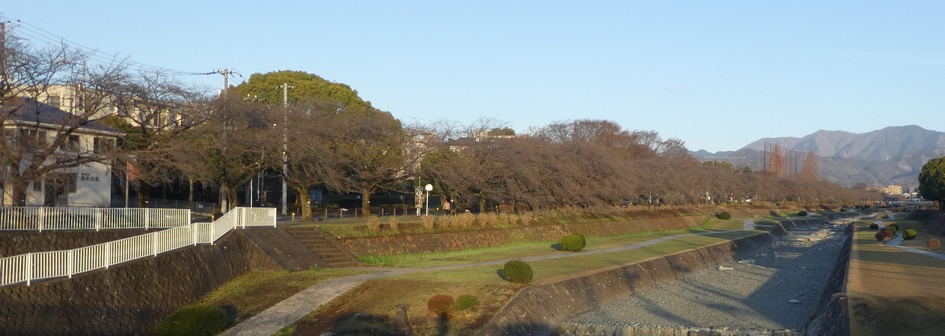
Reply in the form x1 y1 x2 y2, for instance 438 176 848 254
284 226 363 268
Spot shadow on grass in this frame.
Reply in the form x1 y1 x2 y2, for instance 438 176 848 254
550 242 562 251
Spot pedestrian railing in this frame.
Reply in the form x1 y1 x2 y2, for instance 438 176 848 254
0 207 191 231
0 207 276 286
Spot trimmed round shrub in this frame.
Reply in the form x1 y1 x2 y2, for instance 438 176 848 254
874 231 886 242
455 294 479 311
427 294 455 316
503 260 533 284
888 223 900 232
576 233 587 248
798 210 808 217
716 212 732 220
928 238 941 250
903 229 918 240
869 223 879 230
154 305 228 336
561 233 584 252
883 227 896 238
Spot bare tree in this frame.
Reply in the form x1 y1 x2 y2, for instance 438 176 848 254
1 41 127 206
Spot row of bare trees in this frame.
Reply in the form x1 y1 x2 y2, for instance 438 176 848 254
2 41 879 216
422 119 879 212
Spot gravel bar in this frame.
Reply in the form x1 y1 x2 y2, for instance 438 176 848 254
570 222 848 332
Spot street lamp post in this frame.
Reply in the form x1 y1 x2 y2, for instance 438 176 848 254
424 184 433 216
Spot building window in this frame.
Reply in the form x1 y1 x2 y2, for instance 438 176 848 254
93 137 115 153
49 95 61 108
61 134 80 152
19 129 47 148
32 180 42 191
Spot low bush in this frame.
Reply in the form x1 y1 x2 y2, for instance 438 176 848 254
154 305 228 336
427 295 455 316
576 233 587 248
874 231 886 241
421 215 435 229
519 212 537 226
716 212 732 220
881 214 890 219
503 260 533 284
883 227 896 238
798 210 808 217
477 213 497 227
366 216 381 232
455 294 479 311
869 223 879 230
888 223 900 231
388 216 399 230
929 238 941 250
903 229 918 240
561 233 584 252
456 212 476 228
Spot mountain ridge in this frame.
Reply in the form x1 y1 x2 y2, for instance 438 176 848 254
694 125 945 189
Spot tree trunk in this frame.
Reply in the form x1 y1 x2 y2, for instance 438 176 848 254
9 179 29 206
226 184 239 211
361 188 372 217
479 194 486 214
136 183 150 208
297 186 313 221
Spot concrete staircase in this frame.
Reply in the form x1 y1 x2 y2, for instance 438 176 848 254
239 228 328 271
284 226 363 268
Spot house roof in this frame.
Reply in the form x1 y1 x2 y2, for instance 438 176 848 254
1 97 124 136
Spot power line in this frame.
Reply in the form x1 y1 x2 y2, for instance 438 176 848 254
6 18 217 77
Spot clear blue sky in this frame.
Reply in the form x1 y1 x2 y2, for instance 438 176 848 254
4 1 943 152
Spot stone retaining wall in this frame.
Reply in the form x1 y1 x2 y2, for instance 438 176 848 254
341 216 706 255
0 230 280 335
0 230 153 257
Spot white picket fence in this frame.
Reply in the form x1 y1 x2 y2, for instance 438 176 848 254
0 207 276 286
0 207 191 231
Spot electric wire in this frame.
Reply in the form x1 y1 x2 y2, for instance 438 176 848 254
7 19 216 77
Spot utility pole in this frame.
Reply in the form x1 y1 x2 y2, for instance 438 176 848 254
1 20 20 94
278 83 294 216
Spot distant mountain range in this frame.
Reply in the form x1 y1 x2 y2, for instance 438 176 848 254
692 125 945 189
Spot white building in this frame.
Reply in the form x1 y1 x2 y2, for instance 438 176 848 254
1 98 123 207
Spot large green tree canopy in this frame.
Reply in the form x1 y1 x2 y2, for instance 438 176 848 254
919 156 945 209
233 70 373 109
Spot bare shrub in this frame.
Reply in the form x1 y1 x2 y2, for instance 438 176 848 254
421 215 435 229
366 216 381 232
457 212 476 228
519 212 537 226
497 204 514 214
388 216 399 230
477 213 497 227
436 215 453 228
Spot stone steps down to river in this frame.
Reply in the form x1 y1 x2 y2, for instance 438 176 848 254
239 227 328 271
283 226 363 268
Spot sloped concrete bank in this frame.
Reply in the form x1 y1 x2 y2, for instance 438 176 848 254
476 218 830 336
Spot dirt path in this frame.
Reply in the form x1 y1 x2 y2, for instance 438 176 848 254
846 224 945 336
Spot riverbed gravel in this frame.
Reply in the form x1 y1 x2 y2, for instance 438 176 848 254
569 222 848 333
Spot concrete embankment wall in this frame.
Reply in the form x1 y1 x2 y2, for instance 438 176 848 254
0 230 280 335
477 218 828 336
0 230 153 257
